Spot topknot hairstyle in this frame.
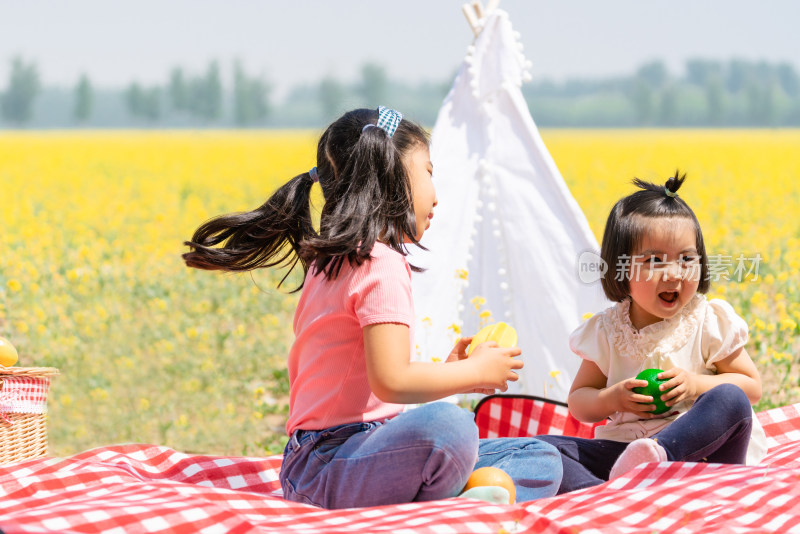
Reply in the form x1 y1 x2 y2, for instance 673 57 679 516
600 170 710 301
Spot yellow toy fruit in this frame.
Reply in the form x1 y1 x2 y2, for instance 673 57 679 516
467 322 517 356
0 336 19 367
462 467 516 504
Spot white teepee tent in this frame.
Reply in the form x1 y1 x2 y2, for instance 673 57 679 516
410 5 609 401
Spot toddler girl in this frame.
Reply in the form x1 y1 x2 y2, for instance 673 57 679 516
538 172 766 493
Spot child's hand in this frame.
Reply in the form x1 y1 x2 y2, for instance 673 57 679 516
444 337 494 394
445 337 472 363
611 378 659 418
656 367 698 407
468 341 523 392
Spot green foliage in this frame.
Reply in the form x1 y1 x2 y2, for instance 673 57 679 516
125 83 161 121
319 75 345 122
705 75 725 124
4 56 800 128
73 74 93 123
526 58 800 127
169 68 188 111
359 63 388 107
631 79 655 125
233 62 271 127
1 56 40 125
636 60 669 90
188 61 223 122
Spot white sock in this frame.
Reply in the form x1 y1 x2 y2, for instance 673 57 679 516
609 438 668 480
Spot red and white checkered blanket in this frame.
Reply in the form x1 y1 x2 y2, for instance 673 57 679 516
0 377 50 416
2 399 800 533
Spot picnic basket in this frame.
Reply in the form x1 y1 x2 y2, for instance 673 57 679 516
0 366 59 464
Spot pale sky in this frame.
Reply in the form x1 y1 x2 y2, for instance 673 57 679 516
1 0 798 98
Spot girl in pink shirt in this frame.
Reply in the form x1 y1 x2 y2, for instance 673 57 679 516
184 107 561 509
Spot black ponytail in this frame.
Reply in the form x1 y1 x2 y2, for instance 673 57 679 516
182 171 317 289
664 170 686 196
631 169 686 199
183 107 429 290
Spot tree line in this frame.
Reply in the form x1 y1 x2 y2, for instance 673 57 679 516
524 59 800 127
1 56 799 128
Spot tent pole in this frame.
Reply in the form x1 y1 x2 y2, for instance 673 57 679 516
461 3 480 36
471 0 485 20
462 0 502 38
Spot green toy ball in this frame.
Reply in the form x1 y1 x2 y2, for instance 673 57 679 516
633 368 673 415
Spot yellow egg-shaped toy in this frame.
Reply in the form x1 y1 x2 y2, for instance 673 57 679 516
467 322 517 356
0 336 19 367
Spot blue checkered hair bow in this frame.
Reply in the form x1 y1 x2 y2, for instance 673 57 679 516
367 106 403 138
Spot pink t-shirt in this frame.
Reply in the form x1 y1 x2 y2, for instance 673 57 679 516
285 242 414 435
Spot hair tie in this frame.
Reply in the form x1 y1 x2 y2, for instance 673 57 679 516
309 166 319 183
362 106 403 138
665 187 678 198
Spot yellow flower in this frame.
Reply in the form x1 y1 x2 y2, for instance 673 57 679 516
116 356 134 369
90 388 109 401
3 128 799 459
750 291 768 308
448 323 462 335
471 296 486 310
421 316 433 327
581 312 594 321
549 370 562 379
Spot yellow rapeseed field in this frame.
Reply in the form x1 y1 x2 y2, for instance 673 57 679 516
0 129 798 457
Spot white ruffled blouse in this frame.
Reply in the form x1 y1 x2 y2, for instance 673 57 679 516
570 294 767 465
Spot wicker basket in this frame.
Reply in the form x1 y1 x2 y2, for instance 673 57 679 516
0 366 59 464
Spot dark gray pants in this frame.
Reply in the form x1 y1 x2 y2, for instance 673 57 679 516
537 383 754 494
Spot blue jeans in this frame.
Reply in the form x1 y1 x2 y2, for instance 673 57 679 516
537 383 754 494
280 402 563 509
